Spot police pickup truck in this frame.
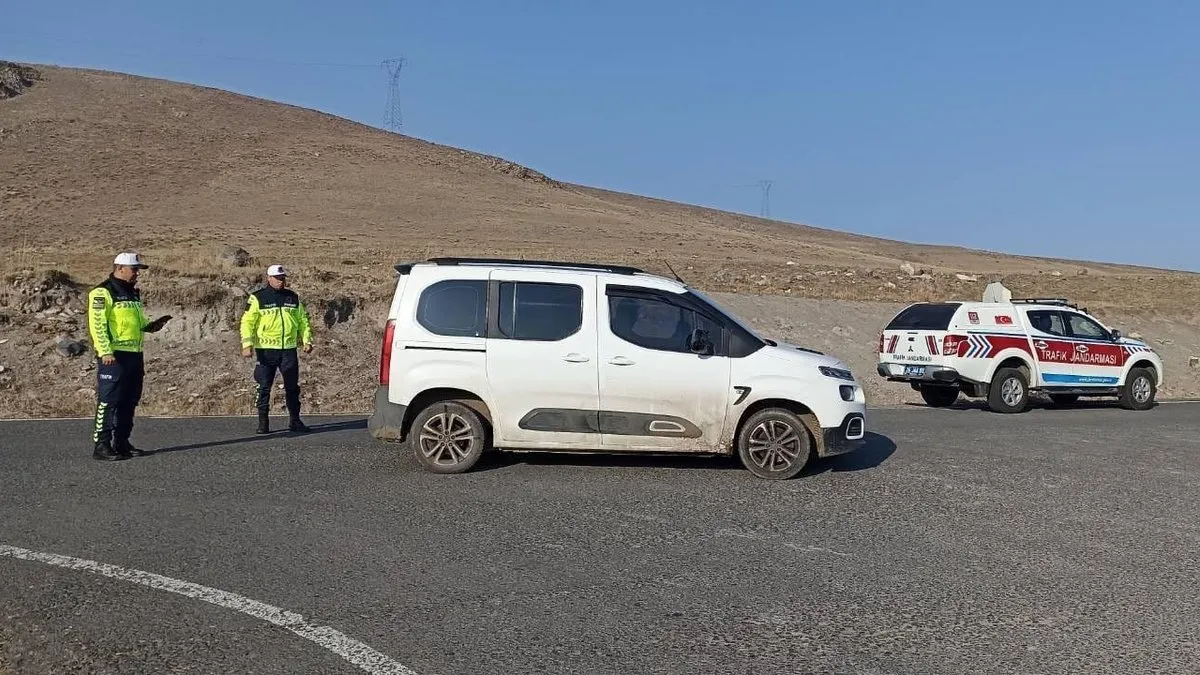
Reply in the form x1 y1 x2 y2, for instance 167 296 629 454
876 283 1162 413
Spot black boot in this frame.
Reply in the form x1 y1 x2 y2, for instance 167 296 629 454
288 416 310 433
116 439 149 457
257 413 270 434
93 441 126 461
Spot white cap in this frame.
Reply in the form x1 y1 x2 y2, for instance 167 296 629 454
266 264 288 277
113 252 149 268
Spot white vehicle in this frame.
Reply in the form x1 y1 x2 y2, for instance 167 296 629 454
876 284 1162 413
368 257 867 479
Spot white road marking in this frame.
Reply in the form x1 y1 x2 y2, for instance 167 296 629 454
0 544 418 675
784 543 852 558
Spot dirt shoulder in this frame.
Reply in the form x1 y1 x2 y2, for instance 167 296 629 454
0 265 1195 419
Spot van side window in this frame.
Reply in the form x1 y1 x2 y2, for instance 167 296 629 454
416 279 487 337
497 281 583 341
608 295 719 354
1027 310 1067 337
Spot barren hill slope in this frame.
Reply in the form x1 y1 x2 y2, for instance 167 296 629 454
1 62 1198 419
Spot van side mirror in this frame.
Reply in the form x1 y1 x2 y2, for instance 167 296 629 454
688 328 713 355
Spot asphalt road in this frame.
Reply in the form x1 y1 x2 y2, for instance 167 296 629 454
2 403 1199 674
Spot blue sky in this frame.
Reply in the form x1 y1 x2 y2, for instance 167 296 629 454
8 1 1200 271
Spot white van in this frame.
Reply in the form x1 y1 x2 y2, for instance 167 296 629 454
368 258 867 479
877 284 1162 413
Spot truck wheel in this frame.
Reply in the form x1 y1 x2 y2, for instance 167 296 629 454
736 408 813 480
410 401 489 474
919 385 960 408
988 368 1029 414
1119 368 1156 411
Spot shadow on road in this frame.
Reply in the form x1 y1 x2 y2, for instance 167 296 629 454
804 432 897 476
472 431 898 477
147 418 367 455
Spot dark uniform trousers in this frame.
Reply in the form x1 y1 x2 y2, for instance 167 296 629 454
94 351 145 445
254 348 301 415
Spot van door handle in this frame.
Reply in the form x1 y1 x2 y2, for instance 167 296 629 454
609 356 635 366
563 353 590 363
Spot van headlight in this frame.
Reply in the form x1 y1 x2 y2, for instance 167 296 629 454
819 365 855 381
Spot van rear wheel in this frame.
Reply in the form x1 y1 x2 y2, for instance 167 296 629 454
736 409 813 480
410 401 489 474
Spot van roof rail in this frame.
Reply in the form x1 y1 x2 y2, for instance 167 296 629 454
424 257 647 276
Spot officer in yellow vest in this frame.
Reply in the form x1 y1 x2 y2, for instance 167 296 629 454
87 252 171 461
239 264 314 434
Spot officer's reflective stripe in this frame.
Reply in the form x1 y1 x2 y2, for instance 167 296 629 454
93 403 109 442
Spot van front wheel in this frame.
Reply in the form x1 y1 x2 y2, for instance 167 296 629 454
410 401 489 474
736 409 813 480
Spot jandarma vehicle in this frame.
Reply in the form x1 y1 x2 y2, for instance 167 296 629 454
368 257 867 480
877 282 1163 413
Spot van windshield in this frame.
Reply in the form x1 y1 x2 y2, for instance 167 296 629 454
685 288 772 344
886 303 961 331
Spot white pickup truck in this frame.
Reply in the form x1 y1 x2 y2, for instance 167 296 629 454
876 285 1162 413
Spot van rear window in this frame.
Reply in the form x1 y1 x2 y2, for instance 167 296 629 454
886 303 961 331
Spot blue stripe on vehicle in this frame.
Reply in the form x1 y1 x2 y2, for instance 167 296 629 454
1042 374 1120 385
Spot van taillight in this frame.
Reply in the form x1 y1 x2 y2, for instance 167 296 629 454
943 334 968 357
378 319 396 385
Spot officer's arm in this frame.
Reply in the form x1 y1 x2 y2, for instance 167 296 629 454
239 294 260 348
87 288 114 357
298 300 314 346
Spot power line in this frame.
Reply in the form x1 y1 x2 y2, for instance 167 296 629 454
381 58 406 132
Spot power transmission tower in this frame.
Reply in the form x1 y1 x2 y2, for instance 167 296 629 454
756 180 772 217
737 180 774 217
381 57 406 132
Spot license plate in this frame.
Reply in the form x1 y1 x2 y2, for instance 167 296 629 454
903 365 926 377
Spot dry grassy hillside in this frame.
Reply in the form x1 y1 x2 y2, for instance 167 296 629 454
1 61 1198 419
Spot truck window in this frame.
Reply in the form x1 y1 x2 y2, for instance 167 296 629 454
1027 310 1067 337
1065 312 1110 340
885 303 961 331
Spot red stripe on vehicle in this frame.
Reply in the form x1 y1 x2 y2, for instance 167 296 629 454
984 335 1033 358
1032 339 1125 366
926 335 939 354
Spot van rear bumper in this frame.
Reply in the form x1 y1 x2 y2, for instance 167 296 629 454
877 362 960 384
367 385 408 441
